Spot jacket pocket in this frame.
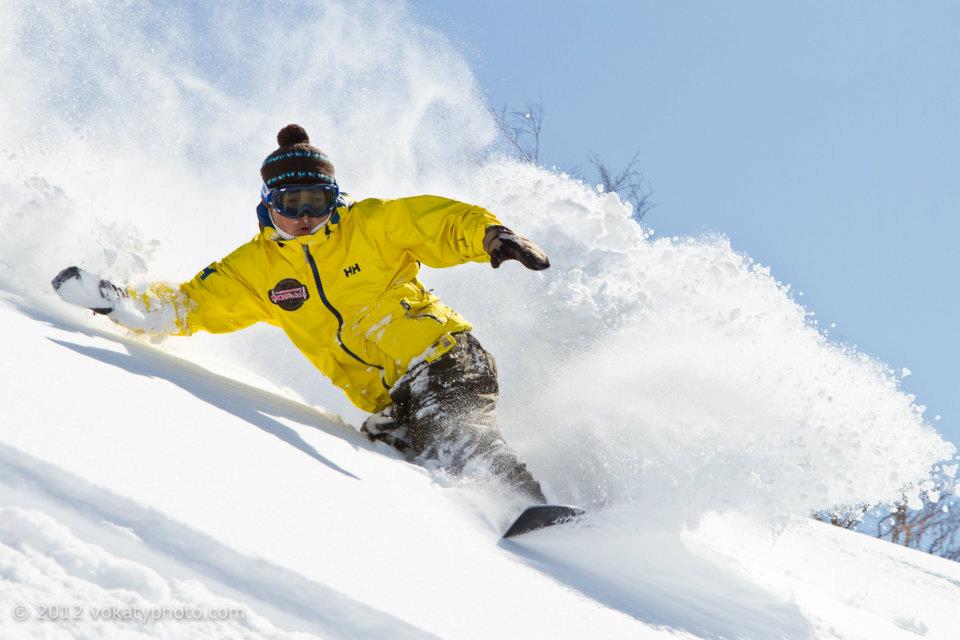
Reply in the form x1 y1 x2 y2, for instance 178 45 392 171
373 301 449 370
400 299 444 325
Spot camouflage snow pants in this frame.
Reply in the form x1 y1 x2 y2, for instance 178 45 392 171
361 331 546 503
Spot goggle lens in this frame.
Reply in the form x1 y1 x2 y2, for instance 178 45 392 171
278 189 332 211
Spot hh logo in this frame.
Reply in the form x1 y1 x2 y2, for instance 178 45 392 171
343 262 361 278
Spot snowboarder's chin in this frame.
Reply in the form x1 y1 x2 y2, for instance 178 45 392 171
274 215 328 237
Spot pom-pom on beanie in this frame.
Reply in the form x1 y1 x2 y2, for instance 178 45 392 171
260 124 336 188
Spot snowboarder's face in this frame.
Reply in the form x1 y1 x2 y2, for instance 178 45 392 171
271 208 330 236
262 184 337 237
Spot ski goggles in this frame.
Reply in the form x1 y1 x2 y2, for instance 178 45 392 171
260 181 340 220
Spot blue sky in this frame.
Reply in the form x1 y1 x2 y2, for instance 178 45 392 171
411 1 960 448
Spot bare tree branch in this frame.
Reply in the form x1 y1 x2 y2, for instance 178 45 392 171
838 488 960 563
489 99 543 163
588 151 655 222
491 96 656 223
813 505 868 530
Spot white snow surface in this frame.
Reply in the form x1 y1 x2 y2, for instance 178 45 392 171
1 293 960 639
1 1 959 638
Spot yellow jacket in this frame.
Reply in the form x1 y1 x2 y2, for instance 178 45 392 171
130 196 500 412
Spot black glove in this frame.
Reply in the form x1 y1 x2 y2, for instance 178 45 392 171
483 225 550 270
51 266 123 315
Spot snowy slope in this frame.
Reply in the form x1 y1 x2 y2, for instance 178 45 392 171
0 293 646 639
2 291 960 639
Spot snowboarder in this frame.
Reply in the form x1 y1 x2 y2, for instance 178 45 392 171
52 124 550 504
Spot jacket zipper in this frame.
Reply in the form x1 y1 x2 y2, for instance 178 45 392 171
303 245 390 390
400 299 444 325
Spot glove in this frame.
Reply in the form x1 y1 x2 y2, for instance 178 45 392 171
483 225 550 270
51 266 123 315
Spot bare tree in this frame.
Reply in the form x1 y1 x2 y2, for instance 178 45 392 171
588 151 655 222
812 505 869 530
815 486 960 563
492 98 655 222
875 494 960 560
491 100 543 163
929 507 960 562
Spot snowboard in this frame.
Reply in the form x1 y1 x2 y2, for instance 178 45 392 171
502 505 585 538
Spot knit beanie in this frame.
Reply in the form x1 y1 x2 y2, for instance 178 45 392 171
260 124 336 188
